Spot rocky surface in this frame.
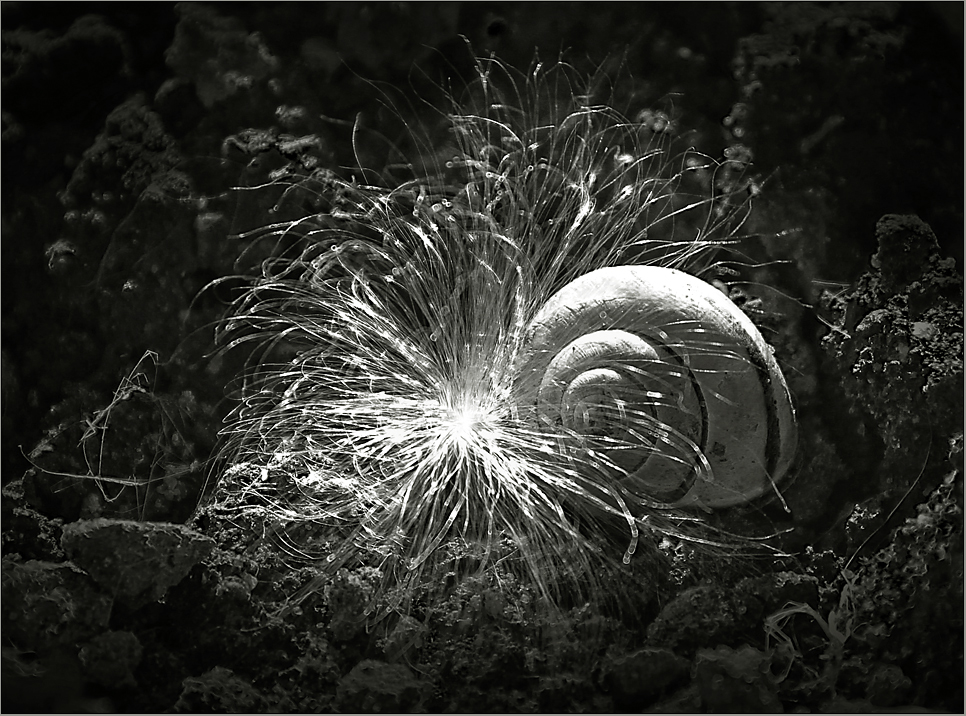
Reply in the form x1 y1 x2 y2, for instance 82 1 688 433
2 3 962 713
60 518 214 609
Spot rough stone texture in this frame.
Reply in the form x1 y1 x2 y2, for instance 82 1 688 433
382 613 429 661
604 646 690 709
645 584 749 656
1 558 112 651
693 644 784 713
842 465 963 711
823 214 963 549
645 572 819 658
334 659 425 713
165 4 280 109
1 479 65 561
60 518 214 609
78 629 143 689
863 662 912 708
23 382 214 524
828 215 963 452
173 666 269 713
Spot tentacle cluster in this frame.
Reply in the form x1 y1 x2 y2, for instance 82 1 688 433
210 56 785 616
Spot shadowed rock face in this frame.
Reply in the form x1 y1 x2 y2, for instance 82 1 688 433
60 518 214 609
2 559 113 652
823 215 963 551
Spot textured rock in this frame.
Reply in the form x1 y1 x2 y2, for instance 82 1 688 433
645 585 747 656
645 572 818 658
841 465 963 711
827 215 963 453
335 659 425 713
693 644 783 713
165 3 279 109
60 518 214 609
1 479 65 561
604 646 690 709
1 558 112 651
78 630 143 689
173 666 268 713
824 215 963 548
864 662 912 707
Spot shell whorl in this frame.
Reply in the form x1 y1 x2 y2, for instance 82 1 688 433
513 265 797 510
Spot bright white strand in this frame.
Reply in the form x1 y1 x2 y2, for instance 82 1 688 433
211 56 770 618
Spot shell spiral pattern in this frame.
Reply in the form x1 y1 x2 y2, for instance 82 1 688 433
212 57 797 615
514 265 797 511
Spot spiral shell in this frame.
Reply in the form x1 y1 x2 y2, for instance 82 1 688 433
514 265 797 510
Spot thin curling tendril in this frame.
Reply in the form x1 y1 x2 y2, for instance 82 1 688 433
207 54 794 620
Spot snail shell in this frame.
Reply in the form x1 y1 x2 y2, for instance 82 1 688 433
514 265 797 510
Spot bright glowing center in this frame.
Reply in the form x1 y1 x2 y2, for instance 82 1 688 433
442 403 492 446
